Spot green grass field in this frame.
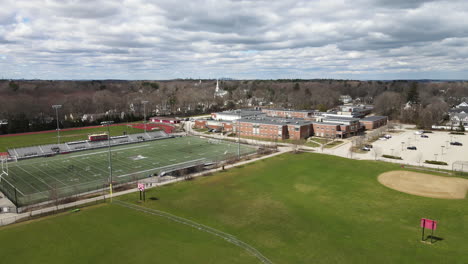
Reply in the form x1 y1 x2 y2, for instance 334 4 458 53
1 136 255 206
0 125 144 152
0 204 257 264
1 153 467 263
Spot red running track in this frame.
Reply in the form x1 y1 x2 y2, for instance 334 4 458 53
0 123 128 138
131 123 175 134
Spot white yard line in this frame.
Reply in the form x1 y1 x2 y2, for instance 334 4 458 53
117 158 206 178
30 165 68 187
68 144 151 159
11 166 49 192
1 177 26 196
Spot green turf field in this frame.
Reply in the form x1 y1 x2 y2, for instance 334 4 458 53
0 125 144 152
1 136 255 206
1 153 467 263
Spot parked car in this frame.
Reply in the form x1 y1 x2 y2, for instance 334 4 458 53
365 144 373 148
384 134 392 139
414 131 423 135
421 135 429 138
407 146 417 150
379 137 387 141
450 142 463 146
362 147 371 151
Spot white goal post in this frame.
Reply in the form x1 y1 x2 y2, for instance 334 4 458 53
0 156 9 182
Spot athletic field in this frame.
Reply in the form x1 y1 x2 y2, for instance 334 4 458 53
0 124 145 152
1 153 466 263
1 136 255 206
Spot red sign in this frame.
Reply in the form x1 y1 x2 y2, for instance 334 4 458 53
420 218 437 230
137 183 145 191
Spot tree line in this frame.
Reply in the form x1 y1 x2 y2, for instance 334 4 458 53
1 79 468 134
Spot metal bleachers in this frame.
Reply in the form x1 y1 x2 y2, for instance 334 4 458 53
8 131 170 160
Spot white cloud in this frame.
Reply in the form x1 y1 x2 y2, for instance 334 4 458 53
0 0 467 79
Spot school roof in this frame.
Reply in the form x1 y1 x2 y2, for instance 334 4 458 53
238 117 314 126
262 108 313 113
360 116 388 122
215 109 264 117
323 115 360 122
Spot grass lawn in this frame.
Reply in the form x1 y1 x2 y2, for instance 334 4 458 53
308 137 328 144
0 125 144 152
0 204 257 264
323 140 344 148
304 141 320 148
1 153 467 263
117 153 467 263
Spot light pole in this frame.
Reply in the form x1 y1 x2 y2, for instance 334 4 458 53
434 153 438 161
101 121 114 201
441 146 445 155
401 142 404 151
52 105 62 145
237 111 241 159
142 101 149 134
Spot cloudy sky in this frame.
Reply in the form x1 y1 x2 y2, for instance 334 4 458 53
1 0 468 80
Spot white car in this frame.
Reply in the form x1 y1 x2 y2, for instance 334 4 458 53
379 137 387 141
384 134 392 139
414 131 423 135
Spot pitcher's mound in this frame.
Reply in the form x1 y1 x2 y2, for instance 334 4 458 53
378 170 468 199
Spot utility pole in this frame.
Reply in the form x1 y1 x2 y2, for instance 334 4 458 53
101 121 114 201
52 105 62 145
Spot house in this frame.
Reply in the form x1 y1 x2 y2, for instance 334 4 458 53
339 95 353 104
448 102 468 127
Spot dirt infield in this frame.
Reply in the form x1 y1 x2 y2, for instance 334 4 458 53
378 170 468 199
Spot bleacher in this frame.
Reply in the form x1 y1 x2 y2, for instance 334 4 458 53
8 131 170 160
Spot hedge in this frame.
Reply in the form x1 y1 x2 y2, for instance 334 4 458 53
424 160 448 165
382 155 402 160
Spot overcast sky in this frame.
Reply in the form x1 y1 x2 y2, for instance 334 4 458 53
1 0 468 80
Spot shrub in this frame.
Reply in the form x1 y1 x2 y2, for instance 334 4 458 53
450 132 465 135
424 160 448 165
382 154 402 160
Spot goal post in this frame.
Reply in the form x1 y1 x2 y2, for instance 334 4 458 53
0 156 9 182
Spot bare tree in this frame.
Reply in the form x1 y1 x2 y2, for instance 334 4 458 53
416 152 423 166
374 91 404 119
373 147 382 160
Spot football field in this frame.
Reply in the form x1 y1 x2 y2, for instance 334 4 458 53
0 136 256 206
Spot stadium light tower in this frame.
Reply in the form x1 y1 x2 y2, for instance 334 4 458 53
101 121 114 201
52 105 62 145
142 101 149 134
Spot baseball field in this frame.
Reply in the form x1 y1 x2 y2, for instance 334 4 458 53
0 153 467 263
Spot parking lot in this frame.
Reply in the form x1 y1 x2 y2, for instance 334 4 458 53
360 129 468 168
